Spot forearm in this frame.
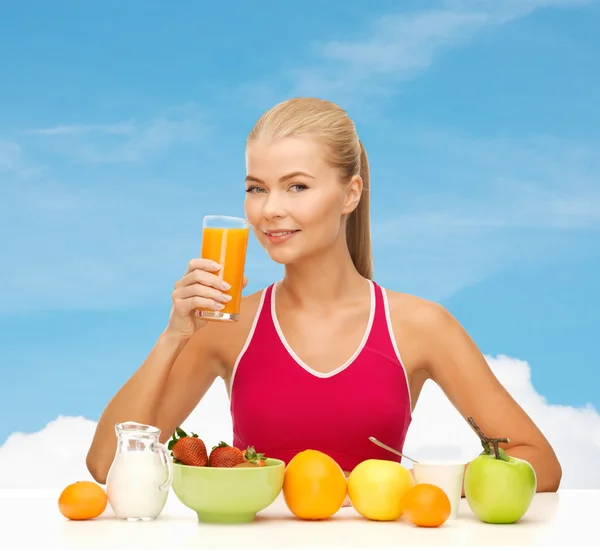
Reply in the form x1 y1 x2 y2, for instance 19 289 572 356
501 444 562 492
86 330 189 484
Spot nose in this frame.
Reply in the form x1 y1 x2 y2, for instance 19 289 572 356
261 189 286 220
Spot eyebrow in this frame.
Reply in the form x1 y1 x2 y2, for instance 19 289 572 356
245 171 316 184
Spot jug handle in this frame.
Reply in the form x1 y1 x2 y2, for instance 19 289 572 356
152 441 174 492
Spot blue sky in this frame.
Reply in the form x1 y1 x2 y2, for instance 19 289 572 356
1 0 599 445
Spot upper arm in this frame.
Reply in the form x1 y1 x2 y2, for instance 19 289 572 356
415 301 554 454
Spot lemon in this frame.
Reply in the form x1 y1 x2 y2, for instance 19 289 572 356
348 459 415 521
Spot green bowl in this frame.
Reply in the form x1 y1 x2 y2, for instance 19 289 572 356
171 458 286 524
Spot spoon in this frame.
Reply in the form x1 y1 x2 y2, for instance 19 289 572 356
369 436 419 464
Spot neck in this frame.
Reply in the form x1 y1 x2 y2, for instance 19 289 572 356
279 238 368 308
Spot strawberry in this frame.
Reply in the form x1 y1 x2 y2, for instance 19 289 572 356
209 441 245 468
244 445 266 467
168 427 208 467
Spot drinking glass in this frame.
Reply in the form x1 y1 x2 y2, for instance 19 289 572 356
196 215 249 322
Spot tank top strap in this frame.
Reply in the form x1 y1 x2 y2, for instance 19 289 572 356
364 280 407 371
259 282 278 333
370 280 389 331
228 283 277 395
249 282 280 339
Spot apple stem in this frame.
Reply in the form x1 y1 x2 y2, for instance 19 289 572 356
467 416 510 460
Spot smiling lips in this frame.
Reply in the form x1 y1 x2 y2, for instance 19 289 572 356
262 229 300 244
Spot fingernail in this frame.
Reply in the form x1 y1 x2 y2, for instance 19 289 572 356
211 261 221 270
221 294 232 302
215 302 225 310
221 281 231 291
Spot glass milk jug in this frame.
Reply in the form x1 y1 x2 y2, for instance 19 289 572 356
106 421 173 521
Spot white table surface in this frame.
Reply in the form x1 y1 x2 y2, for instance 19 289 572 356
2 488 596 550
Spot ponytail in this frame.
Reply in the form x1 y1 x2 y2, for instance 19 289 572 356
346 140 373 280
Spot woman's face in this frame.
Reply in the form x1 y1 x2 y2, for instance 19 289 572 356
244 136 361 266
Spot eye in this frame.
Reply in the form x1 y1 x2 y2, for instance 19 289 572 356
245 185 265 193
290 183 308 192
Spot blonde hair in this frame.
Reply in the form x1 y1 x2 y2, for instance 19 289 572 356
247 97 373 279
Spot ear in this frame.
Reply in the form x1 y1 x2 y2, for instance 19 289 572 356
342 175 363 215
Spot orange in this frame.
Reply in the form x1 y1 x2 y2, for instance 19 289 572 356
58 481 108 520
282 450 347 520
347 459 414 521
400 483 451 527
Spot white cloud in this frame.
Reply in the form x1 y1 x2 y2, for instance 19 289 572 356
403 355 600 490
25 122 135 136
0 416 99 489
1 355 597 489
244 0 593 108
22 102 206 164
321 0 591 79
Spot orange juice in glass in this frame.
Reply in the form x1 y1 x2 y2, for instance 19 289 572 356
197 215 249 322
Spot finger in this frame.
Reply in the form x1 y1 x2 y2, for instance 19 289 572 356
176 268 231 291
174 283 232 304
174 296 226 316
184 258 221 276
242 275 248 288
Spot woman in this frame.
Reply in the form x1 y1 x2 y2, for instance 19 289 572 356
86 98 562 493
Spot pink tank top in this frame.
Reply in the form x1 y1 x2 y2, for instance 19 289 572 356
229 280 412 472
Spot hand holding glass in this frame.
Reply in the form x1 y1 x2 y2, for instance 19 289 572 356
196 215 249 322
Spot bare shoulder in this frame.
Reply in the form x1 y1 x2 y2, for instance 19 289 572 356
384 289 454 332
383 289 459 375
182 288 268 379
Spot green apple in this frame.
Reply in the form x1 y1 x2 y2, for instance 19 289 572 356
463 417 537 524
